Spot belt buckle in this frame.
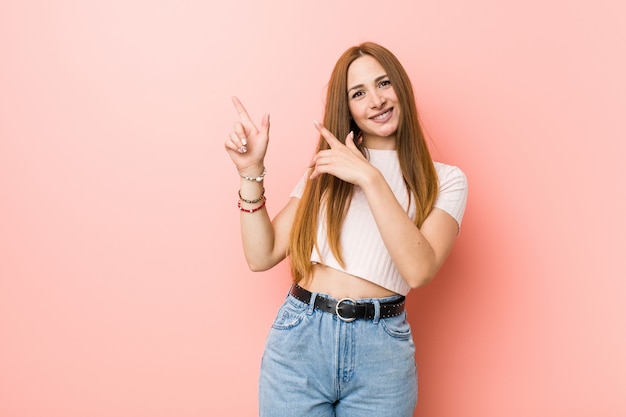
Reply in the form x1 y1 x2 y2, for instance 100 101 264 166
335 298 357 322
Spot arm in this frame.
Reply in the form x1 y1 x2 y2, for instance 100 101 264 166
310 122 459 288
359 173 459 288
225 97 297 271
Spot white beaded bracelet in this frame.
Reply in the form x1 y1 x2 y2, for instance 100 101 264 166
238 167 266 182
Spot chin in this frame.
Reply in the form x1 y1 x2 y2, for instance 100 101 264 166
375 128 399 138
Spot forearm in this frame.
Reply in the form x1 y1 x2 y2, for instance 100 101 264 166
360 171 449 288
237 168 279 271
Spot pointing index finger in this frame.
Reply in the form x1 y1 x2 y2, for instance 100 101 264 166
313 120 342 148
232 96 258 133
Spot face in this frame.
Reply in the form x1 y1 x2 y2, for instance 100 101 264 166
347 55 401 149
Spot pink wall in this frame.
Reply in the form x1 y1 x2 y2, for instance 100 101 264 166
1 0 624 416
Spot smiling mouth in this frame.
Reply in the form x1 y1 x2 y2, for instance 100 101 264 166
371 108 393 121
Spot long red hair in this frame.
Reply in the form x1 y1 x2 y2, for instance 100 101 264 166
288 42 439 283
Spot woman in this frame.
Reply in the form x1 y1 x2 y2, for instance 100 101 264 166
225 42 467 417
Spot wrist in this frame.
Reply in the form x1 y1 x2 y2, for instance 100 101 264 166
358 167 384 190
238 165 266 182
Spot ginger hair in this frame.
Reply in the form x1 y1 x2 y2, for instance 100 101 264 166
288 42 438 283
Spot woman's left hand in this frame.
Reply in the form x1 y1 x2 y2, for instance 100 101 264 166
309 120 377 186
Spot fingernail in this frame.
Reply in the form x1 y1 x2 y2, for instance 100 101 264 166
239 146 247 153
313 119 321 126
241 138 247 146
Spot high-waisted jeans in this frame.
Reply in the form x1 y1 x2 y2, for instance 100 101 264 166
259 290 417 417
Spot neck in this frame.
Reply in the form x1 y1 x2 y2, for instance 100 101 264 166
362 134 397 150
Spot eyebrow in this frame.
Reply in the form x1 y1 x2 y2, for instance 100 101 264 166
347 74 389 94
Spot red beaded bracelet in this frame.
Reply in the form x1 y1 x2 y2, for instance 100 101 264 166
238 196 267 213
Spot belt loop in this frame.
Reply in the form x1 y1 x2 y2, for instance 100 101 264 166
307 292 318 315
372 299 381 324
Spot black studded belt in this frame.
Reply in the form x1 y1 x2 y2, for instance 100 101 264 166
289 284 405 322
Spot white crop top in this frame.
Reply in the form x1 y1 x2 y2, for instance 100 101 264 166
290 149 468 295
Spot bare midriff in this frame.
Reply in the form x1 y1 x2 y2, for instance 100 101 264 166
297 263 398 300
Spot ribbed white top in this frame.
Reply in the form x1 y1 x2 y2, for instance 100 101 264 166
290 149 468 295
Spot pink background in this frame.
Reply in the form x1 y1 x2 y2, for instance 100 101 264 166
1 0 625 416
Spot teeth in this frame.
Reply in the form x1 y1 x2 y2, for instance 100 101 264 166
373 110 391 120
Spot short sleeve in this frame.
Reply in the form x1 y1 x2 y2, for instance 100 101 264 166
433 162 468 230
289 169 309 199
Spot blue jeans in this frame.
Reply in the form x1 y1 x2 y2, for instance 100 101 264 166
259 290 417 417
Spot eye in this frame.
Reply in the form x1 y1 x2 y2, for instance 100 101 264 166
379 79 391 88
350 90 365 99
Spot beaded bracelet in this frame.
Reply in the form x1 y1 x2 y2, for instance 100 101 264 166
238 167 266 182
238 196 267 213
238 188 265 204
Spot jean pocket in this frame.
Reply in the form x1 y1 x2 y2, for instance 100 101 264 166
271 298 309 330
380 312 412 340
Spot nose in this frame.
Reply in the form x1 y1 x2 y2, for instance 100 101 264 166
369 91 385 108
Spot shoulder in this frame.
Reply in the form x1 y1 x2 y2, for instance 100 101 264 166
289 169 311 199
434 162 468 191
432 162 468 228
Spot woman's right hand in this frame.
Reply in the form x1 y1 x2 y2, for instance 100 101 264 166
224 97 270 176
